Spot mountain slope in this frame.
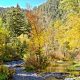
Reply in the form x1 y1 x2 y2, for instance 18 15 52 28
33 0 60 26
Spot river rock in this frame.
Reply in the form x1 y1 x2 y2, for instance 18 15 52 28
64 78 75 80
13 73 44 80
43 72 69 79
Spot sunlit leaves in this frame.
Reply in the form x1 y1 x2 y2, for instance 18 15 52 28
59 0 80 13
53 13 80 51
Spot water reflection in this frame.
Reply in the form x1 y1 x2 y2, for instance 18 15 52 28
44 61 80 79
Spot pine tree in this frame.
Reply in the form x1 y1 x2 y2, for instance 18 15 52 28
7 4 28 37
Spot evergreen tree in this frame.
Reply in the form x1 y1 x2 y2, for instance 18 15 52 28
7 4 28 37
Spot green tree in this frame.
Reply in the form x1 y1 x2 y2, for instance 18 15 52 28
7 4 28 37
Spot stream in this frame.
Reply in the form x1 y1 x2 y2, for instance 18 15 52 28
4 60 78 80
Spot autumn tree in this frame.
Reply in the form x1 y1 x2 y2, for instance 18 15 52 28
26 10 45 52
53 13 80 59
0 18 10 60
59 0 80 19
23 10 50 72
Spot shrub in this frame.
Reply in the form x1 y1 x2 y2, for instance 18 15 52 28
0 65 15 80
0 73 8 80
0 41 23 62
24 53 50 72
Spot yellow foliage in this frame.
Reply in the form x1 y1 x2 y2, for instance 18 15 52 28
59 0 80 12
17 34 30 43
54 13 80 51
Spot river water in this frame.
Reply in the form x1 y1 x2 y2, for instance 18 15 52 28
4 60 79 80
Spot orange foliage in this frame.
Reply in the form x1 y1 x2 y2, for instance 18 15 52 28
26 10 44 52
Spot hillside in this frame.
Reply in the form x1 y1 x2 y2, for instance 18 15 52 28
0 6 26 17
0 0 60 26
0 7 7 15
33 0 60 26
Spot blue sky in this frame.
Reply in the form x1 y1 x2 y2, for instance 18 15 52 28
0 0 47 9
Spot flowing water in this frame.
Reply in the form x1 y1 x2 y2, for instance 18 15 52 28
4 60 80 80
